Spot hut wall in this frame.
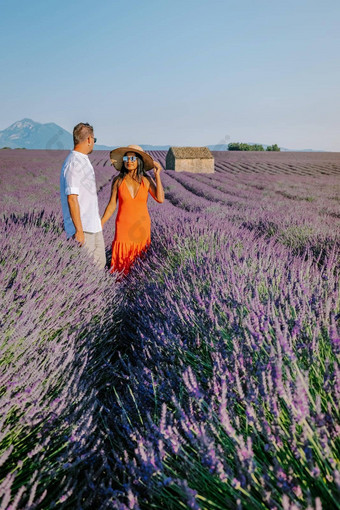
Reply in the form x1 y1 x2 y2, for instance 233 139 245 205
175 159 214 173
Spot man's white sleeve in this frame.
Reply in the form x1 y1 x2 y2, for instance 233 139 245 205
64 162 80 195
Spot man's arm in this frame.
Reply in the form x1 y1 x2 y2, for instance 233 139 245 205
101 178 119 227
67 194 84 245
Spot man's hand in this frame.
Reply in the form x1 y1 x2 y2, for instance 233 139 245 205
74 230 85 246
153 161 162 177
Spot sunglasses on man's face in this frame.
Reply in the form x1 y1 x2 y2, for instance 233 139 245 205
123 156 137 162
91 136 97 143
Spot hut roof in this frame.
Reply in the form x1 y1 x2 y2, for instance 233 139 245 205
170 147 214 159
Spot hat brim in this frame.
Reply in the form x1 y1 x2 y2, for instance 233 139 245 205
109 147 154 172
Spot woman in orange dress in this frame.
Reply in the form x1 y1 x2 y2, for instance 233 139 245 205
101 145 164 275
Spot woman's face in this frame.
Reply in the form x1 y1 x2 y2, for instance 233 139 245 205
124 151 138 172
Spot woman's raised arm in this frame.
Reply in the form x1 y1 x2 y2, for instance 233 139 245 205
146 161 165 203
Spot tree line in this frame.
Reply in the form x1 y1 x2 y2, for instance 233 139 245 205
228 143 280 151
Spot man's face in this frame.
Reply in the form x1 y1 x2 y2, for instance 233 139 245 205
87 134 96 154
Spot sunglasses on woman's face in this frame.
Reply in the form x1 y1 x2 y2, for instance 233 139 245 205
123 156 137 162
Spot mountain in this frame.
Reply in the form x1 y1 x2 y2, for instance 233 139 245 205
0 119 72 150
0 119 113 151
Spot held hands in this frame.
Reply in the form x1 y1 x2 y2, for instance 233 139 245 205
153 160 162 177
74 230 85 246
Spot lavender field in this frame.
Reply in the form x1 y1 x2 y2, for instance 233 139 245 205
1 149 340 510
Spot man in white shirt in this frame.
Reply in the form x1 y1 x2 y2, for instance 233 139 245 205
60 122 106 269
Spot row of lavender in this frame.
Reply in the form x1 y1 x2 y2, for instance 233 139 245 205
1 150 339 509
149 151 340 261
0 210 125 507
89 152 340 508
0 151 122 507
94 180 340 509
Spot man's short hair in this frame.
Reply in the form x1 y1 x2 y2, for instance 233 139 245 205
73 123 94 146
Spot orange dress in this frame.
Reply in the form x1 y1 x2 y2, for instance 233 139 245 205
110 178 151 275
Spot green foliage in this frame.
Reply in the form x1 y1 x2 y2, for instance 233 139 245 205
266 144 280 151
228 143 280 151
228 142 264 151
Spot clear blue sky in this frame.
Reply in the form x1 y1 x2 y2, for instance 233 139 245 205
1 0 340 150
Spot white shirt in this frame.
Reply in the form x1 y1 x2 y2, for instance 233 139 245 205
60 150 102 237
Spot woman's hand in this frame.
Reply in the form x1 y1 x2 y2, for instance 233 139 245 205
153 160 162 177
148 161 165 203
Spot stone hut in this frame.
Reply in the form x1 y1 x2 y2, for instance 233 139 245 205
166 147 215 173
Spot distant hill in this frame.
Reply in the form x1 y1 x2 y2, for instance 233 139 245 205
0 119 326 152
0 119 113 151
0 119 73 150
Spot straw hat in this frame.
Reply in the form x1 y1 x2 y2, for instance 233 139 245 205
110 144 154 172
